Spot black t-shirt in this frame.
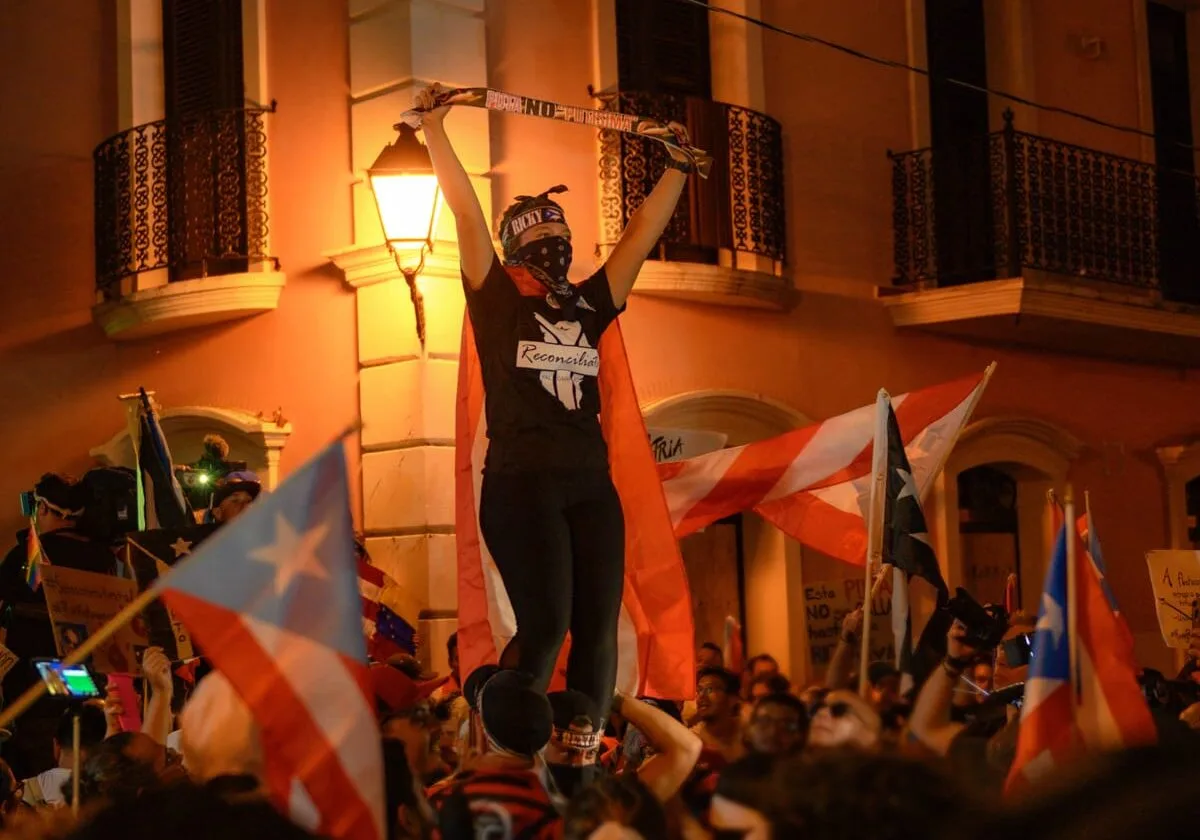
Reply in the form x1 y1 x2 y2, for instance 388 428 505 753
464 256 624 473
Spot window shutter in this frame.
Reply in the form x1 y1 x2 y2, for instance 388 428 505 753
161 0 249 280
615 0 711 97
162 0 245 120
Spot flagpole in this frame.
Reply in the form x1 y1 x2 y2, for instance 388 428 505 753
860 390 891 697
1064 484 1081 724
119 391 150 531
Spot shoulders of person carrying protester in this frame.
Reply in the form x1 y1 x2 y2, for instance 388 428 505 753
429 669 563 840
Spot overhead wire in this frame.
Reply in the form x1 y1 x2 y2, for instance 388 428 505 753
673 0 1200 155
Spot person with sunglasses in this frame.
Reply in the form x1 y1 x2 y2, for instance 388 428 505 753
807 689 882 750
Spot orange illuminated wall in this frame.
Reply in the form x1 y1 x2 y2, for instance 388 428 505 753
0 0 363 537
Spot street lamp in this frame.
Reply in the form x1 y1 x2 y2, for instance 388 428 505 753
367 123 442 346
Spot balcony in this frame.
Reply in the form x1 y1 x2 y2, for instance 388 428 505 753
91 107 285 340
882 111 1200 366
597 91 790 310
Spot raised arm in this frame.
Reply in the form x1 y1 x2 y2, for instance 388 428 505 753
616 694 702 803
908 620 973 756
602 126 693 308
825 608 863 690
414 84 494 288
141 646 175 746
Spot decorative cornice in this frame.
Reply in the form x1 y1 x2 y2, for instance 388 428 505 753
92 272 286 341
89 405 293 488
643 389 812 433
631 261 795 311
325 240 463 290
957 415 1086 461
1157 441 1200 480
880 275 1200 338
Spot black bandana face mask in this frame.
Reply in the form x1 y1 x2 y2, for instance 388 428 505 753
512 236 575 308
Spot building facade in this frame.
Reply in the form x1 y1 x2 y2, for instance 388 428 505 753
3 0 1200 685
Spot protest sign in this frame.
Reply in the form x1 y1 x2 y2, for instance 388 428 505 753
41 566 150 674
1146 550 1200 649
0 644 18 681
804 576 894 678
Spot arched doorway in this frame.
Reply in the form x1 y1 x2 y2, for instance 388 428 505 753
930 416 1084 610
643 390 813 683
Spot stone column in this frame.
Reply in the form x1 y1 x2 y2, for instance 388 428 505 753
331 0 493 678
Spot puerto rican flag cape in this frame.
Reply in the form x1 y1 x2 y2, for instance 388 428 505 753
455 265 696 700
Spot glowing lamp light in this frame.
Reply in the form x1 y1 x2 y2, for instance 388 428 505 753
368 124 442 346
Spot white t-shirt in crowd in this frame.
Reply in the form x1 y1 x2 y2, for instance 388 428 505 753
22 767 71 807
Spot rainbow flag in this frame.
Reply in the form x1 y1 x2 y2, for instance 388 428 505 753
25 518 45 591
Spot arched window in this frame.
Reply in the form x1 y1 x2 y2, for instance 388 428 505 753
90 405 291 491
931 417 1083 606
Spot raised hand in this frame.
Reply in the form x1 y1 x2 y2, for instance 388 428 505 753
143 646 173 698
414 83 452 128
841 607 864 642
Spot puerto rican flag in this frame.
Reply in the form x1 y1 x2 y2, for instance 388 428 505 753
658 369 991 564
1006 526 1077 790
1006 508 1155 793
455 265 695 701
154 441 384 839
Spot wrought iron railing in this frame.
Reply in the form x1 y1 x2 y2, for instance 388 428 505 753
93 107 275 300
891 110 1200 299
597 91 785 268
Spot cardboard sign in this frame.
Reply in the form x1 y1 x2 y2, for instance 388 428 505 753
41 565 150 674
1146 550 1200 649
804 576 895 677
0 644 18 681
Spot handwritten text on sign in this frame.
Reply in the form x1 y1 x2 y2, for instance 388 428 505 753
804 577 894 676
0 644 17 681
1146 550 1200 649
41 566 150 674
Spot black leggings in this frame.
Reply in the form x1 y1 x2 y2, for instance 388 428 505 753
479 469 625 722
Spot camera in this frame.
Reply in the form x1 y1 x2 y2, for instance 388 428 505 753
1139 668 1200 714
947 587 1010 651
1001 633 1034 668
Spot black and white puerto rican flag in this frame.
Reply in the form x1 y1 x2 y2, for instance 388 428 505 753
882 402 950 694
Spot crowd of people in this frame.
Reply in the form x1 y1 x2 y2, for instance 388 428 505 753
0 532 1197 840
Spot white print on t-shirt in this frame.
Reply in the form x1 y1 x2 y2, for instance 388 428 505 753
514 311 599 410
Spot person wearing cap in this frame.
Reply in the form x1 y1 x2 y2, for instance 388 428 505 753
427 670 562 839
544 689 604 799
206 471 261 526
414 83 693 725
